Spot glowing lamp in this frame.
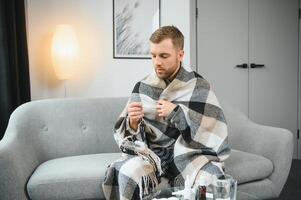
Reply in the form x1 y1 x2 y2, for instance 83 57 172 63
51 25 79 80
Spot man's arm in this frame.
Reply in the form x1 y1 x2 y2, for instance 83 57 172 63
156 99 229 162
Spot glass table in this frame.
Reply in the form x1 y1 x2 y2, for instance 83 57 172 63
143 186 259 200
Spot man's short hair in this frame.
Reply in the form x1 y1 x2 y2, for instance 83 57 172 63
149 25 184 50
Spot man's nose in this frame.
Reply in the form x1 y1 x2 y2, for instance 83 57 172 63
154 57 162 65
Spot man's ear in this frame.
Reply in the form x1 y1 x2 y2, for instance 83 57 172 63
178 50 184 61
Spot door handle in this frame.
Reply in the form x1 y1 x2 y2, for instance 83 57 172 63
250 63 265 68
236 63 248 68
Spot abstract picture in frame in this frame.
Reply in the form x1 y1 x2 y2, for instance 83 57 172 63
113 0 161 59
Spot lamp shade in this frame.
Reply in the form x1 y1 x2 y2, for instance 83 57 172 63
51 25 79 80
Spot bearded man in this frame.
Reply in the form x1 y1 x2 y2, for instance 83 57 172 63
102 25 230 200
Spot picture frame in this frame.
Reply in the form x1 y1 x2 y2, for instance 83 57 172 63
113 0 161 59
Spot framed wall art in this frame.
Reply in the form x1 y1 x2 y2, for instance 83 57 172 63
113 0 161 59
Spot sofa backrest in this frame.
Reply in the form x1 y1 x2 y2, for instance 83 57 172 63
7 97 245 161
221 102 251 150
8 97 129 161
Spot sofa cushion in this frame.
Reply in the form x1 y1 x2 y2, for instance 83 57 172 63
225 149 274 184
27 150 273 199
27 153 122 200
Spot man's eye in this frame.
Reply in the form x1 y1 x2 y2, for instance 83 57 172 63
161 55 168 58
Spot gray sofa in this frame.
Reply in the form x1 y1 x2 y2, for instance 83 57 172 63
0 97 293 200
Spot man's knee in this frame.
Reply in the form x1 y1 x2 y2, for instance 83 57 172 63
119 156 155 177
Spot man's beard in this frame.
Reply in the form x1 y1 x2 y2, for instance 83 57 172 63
155 61 179 80
155 69 170 79
155 66 179 81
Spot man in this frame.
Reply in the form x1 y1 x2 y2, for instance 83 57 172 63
103 26 230 200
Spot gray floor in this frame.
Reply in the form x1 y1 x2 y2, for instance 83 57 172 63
271 159 301 200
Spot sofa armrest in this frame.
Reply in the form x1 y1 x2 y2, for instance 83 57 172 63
224 105 293 196
0 125 42 199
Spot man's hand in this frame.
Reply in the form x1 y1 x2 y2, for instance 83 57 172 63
128 102 144 131
156 99 177 118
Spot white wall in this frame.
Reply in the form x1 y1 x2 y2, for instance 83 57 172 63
26 0 193 100
161 0 193 70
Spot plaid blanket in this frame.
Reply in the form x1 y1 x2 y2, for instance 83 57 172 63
102 67 230 200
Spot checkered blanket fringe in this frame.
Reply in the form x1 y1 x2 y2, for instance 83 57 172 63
102 67 230 200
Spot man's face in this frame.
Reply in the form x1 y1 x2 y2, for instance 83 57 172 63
150 38 184 80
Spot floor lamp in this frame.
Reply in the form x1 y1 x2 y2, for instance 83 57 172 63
51 24 79 97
